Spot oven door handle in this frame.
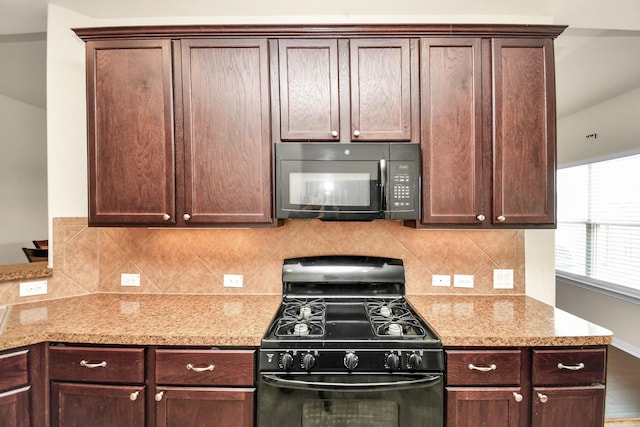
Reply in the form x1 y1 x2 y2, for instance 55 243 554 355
260 373 442 392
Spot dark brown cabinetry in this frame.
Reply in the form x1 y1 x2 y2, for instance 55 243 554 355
446 347 607 427
0 349 30 427
82 36 273 227
420 37 556 227
154 349 255 427
531 348 606 427
273 38 419 143
49 346 146 427
47 345 256 427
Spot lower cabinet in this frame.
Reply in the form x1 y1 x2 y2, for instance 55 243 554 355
0 348 31 427
445 346 607 427
154 348 255 427
48 344 255 427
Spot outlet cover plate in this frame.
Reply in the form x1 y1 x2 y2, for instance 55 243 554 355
432 275 451 287
224 274 243 287
453 274 474 288
121 273 141 287
19 280 48 297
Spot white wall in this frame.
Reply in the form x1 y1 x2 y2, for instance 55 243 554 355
0 95 47 264
46 4 558 300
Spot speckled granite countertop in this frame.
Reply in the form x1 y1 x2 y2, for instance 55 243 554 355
0 293 611 352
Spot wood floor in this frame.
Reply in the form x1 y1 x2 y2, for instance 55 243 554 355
606 345 640 420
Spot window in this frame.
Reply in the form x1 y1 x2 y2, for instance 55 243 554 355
555 154 640 299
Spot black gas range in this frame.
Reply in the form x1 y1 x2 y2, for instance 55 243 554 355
258 256 444 427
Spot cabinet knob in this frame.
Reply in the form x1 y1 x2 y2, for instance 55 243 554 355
331 130 338 137
162 214 170 221
537 392 548 403
353 130 361 137
129 391 139 401
513 392 523 403
476 214 485 222
155 391 164 402
497 215 506 222
183 213 191 221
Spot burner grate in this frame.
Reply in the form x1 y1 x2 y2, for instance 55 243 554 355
275 298 326 337
365 298 426 338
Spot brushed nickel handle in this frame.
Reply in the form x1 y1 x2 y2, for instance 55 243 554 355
476 214 485 222
513 392 523 402
129 391 139 401
331 130 338 137
162 214 170 221
187 363 215 372
537 392 548 403
558 362 585 371
80 360 107 369
468 363 497 372
155 391 164 402
183 213 191 221
497 215 506 222
353 130 361 137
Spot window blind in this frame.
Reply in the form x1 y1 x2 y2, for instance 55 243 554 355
555 154 640 293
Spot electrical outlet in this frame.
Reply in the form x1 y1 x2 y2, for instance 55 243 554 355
121 273 141 287
224 274 243 288
453 274 474 288
432 275 451 287
19 280 48 297
493 269 514 289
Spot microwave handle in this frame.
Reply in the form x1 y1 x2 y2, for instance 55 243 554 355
379 159 387 211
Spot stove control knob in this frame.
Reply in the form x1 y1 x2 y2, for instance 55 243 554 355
344 352 359 370
386 353 401 371
280 352 294 371
302 353 316 371
385 353 400 371
408 352 423 370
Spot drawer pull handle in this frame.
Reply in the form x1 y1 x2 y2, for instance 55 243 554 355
80 360 107 369
187 363 215 372
558 362 585 371
155 392 164 402
129 391 139 401
468 363 497 372
537 392 548 403
513 392 523 402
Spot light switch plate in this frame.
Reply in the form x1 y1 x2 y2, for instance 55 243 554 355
121 273 141 287
453 274 474 288
493 269 514 289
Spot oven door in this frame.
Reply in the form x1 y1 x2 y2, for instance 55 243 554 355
257 372 443 427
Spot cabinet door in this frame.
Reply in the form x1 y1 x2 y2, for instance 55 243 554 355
181 39 272 225
277 39 340 141
51 382 145 427
86 40 176 226
532 385 605 427
492 38 556 225
0 386 30 427
156 386 254 427
350 39 419 142
420 38 484 224
447 387 524 427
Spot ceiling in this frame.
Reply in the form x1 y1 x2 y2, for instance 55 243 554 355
1 0 640 117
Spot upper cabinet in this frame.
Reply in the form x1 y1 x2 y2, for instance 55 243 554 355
75 24 564 228
419 35 557 228
82 37 273 227
272 38 419 143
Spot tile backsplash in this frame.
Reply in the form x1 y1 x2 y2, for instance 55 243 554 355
0 217 525 304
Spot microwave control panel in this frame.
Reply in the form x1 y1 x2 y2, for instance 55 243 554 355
389 161 417 211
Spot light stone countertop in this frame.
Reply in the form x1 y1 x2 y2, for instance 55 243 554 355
0 293 612 352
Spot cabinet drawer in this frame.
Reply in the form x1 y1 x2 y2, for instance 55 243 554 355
49 346 145 383
446 349 521 386
155 349 255 386
0 349 28 392
532 347 606 385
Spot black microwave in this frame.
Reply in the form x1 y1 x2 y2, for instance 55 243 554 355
275 143 421 221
